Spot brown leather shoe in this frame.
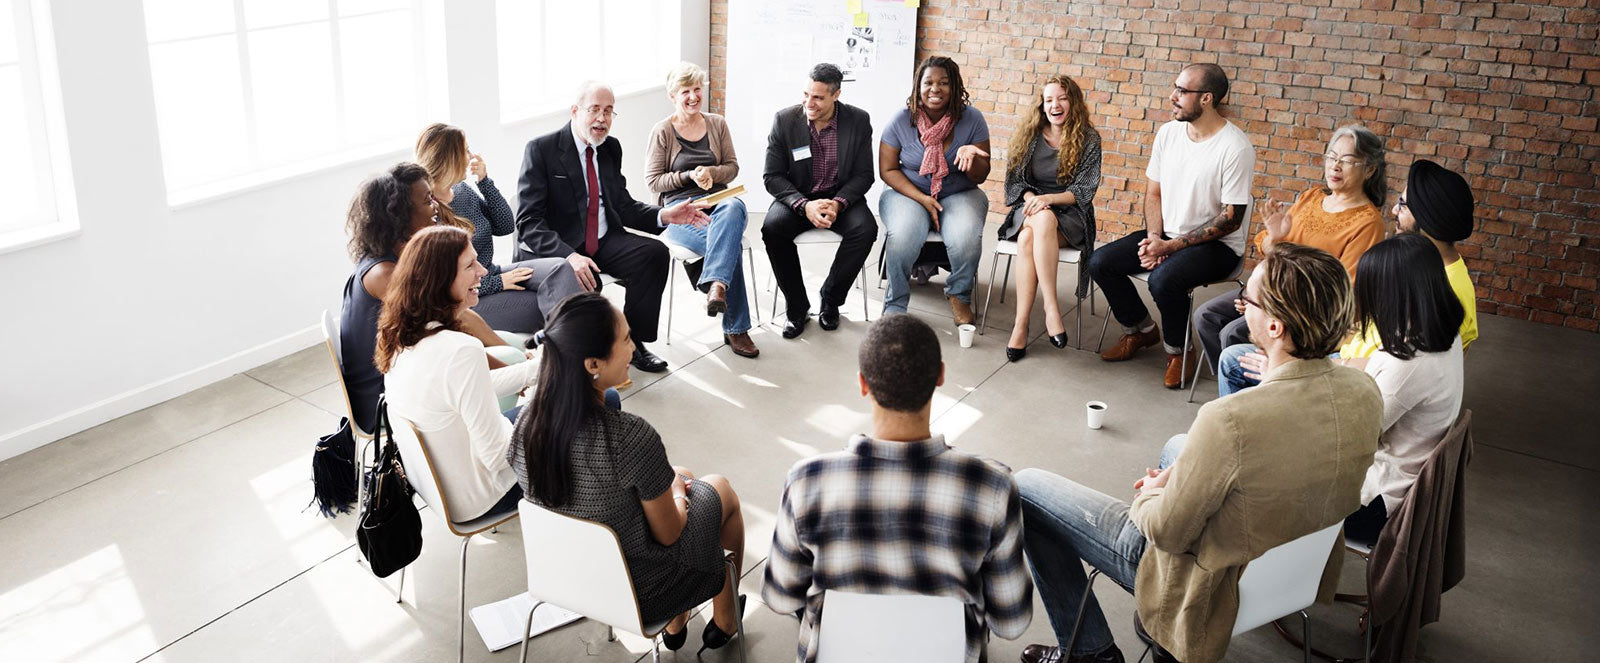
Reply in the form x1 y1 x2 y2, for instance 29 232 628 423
948 296 974 325
706 282 727 316
1099 326 1161 362
724 332 759 358
1163 350 1200 389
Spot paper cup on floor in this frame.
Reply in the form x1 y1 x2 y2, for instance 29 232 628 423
1086 401 1107 429
957 324 977 348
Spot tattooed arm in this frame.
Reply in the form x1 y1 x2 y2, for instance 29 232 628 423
1145 203 1247 257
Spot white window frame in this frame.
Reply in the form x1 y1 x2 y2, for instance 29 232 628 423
497 0 677 125
0 0 78 255
148 0 442 209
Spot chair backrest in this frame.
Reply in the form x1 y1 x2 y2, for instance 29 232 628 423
1233 522 1342 635
386 413 462 528
320 309 367 436
815 590 966 663
518 500 651 635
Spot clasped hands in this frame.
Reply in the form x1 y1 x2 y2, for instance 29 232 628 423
804 199 842 229
1133 465 1173 496
1138 235 1177 270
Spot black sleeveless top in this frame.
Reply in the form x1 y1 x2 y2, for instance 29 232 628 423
340 254 394 433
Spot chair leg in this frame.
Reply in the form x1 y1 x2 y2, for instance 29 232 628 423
1301 610 1312 663
1063 569 1102 656
458 536 471 663
394 566 406 604
518 600 544 663
745 246 761 326
725 558 748 663
1095 311 1112 353
1179 294 1195 389
979 251 1001 334
1001 255 1013 303
666 258 676 345
859 265 870 321
608 625 616 642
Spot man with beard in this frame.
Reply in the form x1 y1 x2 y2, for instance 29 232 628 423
1088 63 1256 389
514 81 710 374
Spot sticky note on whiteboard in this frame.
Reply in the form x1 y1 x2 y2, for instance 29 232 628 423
905 0 920 6
847 0 862 13
853 11 869 26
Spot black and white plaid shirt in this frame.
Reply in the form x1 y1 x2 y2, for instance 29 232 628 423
762 434 1032 663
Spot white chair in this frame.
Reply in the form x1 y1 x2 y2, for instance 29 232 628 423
1064 523 1342 663
320 310 375 512
767 227 872 323
977 240 1097 347
388 416 521 663
516 500 746 663
815 590 966 663
661 237 762 343
1094 260 1246 393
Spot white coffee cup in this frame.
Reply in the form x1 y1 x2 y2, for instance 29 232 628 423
957 324 977 348
1086 401 1107 430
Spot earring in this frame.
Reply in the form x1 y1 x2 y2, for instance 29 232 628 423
590 373 599 381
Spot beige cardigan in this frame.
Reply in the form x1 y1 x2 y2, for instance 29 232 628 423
1130 358 1381 663
644 112 739 205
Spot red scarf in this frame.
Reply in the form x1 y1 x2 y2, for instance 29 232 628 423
916 109 955 198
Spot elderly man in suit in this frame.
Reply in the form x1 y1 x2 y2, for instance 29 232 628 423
514 81 709 373
762 63 878 339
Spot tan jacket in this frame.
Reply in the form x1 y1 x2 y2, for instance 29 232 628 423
644 112 738 205
1130 358 1381 663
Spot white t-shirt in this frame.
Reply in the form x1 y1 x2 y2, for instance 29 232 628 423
1360 337 1465 513
1144 119 1256 256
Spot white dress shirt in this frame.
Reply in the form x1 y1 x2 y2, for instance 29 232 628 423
571 127 668 243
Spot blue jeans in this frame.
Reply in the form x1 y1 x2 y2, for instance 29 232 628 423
663 198 751 334
1158 434 1188 470
879 187 988 314
1217 342 1261 397
1017 468 1147 657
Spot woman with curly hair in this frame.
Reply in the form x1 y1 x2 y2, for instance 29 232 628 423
997 75 1102 361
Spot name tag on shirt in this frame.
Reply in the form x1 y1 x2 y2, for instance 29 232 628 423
791 146 812 161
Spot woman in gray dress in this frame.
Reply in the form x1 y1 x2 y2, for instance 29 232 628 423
508 292 746 654
998 75 1102 362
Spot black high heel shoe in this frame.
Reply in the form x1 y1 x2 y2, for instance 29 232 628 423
697 594 747 655
1006 346 1027 362
1048 332 1069 348
661 620 689 651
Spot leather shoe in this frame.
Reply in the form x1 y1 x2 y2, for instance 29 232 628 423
818 303 840 331
1020 642 1126 663
1006 346 1027 362
706 282 727 316
948 296 975 325
781 315 809 339
724 332 759 358
1099 326 1161 362
1049 332 1070 348
630 346 668 373
1163 350 1200 389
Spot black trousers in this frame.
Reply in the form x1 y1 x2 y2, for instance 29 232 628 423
1085 230 1241 351
589 230 669 344
761 200 877 321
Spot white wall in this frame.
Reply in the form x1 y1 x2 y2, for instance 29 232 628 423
0 0 710 460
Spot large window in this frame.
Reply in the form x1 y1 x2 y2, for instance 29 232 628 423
496 0 680 123
0 0 73 249
144 0 437 204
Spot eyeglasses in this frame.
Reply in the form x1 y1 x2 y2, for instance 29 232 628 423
1322 153 1364 169
1396 196 1409 209
1237 292 1264 310
582 106 618 119
1173 86 1211 96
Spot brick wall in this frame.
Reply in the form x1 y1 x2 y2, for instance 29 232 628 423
709 0 1600 331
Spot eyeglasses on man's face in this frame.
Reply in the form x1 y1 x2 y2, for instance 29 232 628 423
582 106 617 119
1173 85 1211 96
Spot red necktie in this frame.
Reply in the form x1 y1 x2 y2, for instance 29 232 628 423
584 145 600 256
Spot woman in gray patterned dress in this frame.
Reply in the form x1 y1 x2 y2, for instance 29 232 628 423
508 292 746 652
997 75 1102 362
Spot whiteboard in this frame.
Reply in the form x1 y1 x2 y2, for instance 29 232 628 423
724 0 918 213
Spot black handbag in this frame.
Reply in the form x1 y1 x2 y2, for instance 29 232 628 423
309 418 358 517
356 399 423 578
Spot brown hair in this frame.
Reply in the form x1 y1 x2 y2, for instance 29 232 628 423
413 123 474 233
1007 74 1096 184
374 226 472 372
1257 242 1354 359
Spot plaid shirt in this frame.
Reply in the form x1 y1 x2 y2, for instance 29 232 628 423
792 113 850 213
762 434 1032 663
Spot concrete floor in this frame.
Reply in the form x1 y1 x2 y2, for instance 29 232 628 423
1 221 1596 663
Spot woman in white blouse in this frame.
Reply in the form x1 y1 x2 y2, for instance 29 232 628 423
375 225 542 521
1344 234 1466 545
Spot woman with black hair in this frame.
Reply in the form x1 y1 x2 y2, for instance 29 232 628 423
508 292 746 654
1344 233 1465 545
878 55 992 324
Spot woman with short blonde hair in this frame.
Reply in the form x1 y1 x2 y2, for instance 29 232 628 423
643 62 759 358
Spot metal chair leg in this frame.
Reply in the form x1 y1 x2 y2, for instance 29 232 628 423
724 558 748 663
394 566 406 603
860 265 870 321
745 246 761 326
518 600 544 663
1096 311 1112 353
1063 569 1102 656
1179 293 1195 389
666 258 676 345
979 250 1002 335
458 536 471 663
608 625 616 642
1301 610 1312 663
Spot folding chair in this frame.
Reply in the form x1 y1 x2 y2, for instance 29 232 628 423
661 237 762 342
977 240 1097 347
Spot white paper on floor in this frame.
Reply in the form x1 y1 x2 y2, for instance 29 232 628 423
469 592 583 651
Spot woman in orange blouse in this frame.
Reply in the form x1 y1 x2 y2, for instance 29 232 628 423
1192 124 1388 366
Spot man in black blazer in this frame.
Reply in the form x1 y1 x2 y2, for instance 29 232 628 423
763 63 878 339
515 82 708 372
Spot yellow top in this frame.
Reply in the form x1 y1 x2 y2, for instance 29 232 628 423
1341 258 1479 358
